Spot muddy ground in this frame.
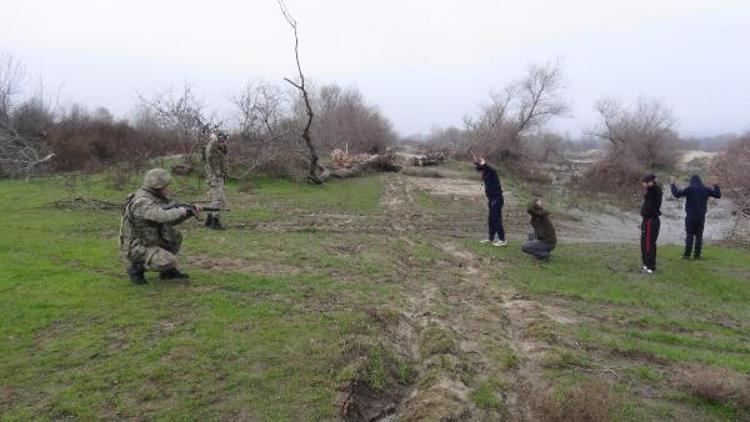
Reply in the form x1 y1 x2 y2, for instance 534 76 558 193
217 171 572 419
217 154 746 420
544 150 745 244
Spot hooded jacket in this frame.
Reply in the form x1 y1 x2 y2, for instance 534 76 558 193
528 201 557 245
640 184 663 218
671 175 721 220
479 164 503 199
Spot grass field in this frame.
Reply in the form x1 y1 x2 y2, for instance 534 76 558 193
469 241 750 420
1 167 748 421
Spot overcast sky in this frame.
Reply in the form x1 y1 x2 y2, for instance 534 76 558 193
2 0 749 137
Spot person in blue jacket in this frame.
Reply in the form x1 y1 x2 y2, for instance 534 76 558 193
670 175 721 259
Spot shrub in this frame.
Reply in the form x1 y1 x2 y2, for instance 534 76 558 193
680 366 750 411
534 378 620 422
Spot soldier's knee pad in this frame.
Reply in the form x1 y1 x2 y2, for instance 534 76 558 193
145 248 178 272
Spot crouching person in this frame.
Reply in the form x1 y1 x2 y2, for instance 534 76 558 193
119 168 200 285
522 198 557 261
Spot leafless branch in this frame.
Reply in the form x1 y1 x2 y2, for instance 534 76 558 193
137 84 216 163
591 97 679 169
464 60 567 161
277 0 322 184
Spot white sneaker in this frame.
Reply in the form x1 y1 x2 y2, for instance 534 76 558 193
646 269 654 274
480 239 491 244
641 266 648 273
492 240 508 247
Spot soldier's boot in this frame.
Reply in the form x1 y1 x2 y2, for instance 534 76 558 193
127 263 147 285
209 216 226 231
204 215 213 227
159 268 189 280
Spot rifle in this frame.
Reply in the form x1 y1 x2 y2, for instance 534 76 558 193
160 202 230 221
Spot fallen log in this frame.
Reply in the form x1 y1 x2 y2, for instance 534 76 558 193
321 150 401 181
413 150 446 167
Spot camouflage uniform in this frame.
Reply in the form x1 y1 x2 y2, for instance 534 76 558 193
204 132 228 228
119 169 191 284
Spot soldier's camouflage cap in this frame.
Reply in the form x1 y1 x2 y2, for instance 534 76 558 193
143 168 173 190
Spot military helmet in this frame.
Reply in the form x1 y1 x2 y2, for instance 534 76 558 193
143 168 172 190
209 130 228 142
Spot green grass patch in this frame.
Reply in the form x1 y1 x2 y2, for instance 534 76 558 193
470 239 750 383
471 378 507 411
250 174 383 214
0 173 392 420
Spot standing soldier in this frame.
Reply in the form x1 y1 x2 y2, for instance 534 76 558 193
670 175 721 259
204 130 229 230
119 169 200 285
640 174 663 274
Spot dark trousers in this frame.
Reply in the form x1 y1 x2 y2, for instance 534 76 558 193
522 233 555 259
684 217 705 258
640 217 660 271
487 197 505 241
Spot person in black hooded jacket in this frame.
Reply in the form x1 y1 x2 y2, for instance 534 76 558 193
474 157 507 247
670 174 721 259
640 174 662 273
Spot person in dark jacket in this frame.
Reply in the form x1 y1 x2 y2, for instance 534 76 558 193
522 198 557 260
670 175 721 259
474 157 507 247
640 174 662 273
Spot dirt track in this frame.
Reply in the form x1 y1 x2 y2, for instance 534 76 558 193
373 174 563 420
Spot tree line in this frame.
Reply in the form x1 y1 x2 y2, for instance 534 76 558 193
0 53 396 179
2 51 748 216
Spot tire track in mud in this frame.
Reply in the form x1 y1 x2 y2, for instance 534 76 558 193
377 176 476 420
430 242 563 421
369 174 563 421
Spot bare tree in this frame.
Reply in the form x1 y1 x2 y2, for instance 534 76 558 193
138 84 215 163
592 97 679 169
235 81 286 140
0 53 25 122
465 61 568 161
0 54 53 178
315 83 397 154
0 122 54 178
11 96 54 141
229 80 303 177
277 0 323 184
581 98 680 197
712 134 750 242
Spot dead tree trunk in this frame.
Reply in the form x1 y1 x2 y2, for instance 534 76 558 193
278 0 323 184
321 150 401 181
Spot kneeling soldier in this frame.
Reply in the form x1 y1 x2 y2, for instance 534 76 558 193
119 168 200 284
